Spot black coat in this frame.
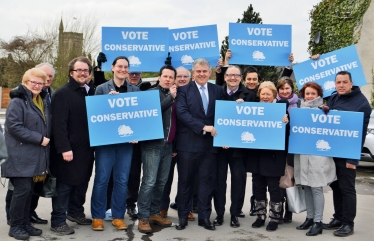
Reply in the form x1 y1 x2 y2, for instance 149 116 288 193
1 85 51 178
245 99 290 177
50 76 95 185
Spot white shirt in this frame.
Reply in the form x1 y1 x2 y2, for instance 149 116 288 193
195 82 209 103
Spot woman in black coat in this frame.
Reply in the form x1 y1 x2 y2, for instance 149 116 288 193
2 68 51 240
248 81 289 232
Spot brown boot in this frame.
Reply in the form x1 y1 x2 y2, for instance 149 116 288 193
138 219 152 234
149 214 172 227
160 210 168 218
112 219 127 230
92 219 104 231
188 211 195 221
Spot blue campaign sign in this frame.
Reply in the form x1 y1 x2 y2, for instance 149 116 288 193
101 27 169 72
293 45 366 97
169 25 220 69
289 108 363 159
86 90 164 146
228 23 291 66
213 101 287 150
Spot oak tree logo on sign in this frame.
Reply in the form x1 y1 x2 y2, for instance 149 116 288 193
241 132 256 143
252 51 265 61
118 125 134 137
181 55 194 65
316 139 331 151
128 56 141 66
324 81 335 91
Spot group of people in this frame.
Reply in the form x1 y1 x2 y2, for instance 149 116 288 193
0 50 370 240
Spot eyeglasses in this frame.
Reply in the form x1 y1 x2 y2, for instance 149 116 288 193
129 72 141 76
28 80 44 87
176 75 189 79
225 74 241 78
72 69 90 74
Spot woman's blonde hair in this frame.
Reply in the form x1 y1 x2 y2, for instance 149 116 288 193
22 68 47 85
258 81 277 98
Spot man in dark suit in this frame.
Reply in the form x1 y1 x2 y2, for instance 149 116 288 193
175 58 224 231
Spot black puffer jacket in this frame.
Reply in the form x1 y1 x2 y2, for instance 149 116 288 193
1 85 51 177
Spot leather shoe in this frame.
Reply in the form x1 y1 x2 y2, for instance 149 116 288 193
176 218 188 230
296 218 314 230
238 211 245 218
30 215 48 224
198 219 215 230
306 222 323 236
188 212 195 221
213 215 223 226
333 224 354 237
323 218 342 230
127 207 138 219
230 215 240 228
169 202 178 210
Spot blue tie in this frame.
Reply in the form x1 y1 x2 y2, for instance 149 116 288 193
200 86 208 114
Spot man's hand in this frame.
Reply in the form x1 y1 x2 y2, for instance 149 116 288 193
62 151 73 162
222 146 229 149
170 84 177 99
97 52 107 68
41 137 50 146
346 163 356 169
224 49 232 65
216 58 223 74
129 140 138 144
311 54 320 60
319 105 330 115
203 125 217 136
282 114 289 124
288 53 294 63
236 98 244 104
172 153 177 157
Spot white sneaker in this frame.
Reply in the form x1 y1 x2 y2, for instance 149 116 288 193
104 209 112 221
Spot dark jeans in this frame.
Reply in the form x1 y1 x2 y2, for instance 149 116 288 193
137 142 172 219
9 177 34 226
253 173 281 203
330 165 356 226
126 144 142 209
29 195 40 217
214 150 247 216
177 148 217 220
51 181 89 227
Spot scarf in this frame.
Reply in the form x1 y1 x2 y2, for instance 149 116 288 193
32 95 45 121
300 96 323 109
276 93 299 112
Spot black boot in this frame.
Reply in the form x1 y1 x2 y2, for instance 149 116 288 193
266 201 282 232
296 218 314 230
306 222 323 236
252 200 267 228
249 195 256 216
283 198 292 223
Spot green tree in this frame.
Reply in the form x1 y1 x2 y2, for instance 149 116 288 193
220 4 281 83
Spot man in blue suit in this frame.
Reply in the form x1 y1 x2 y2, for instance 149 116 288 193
175 58 224 231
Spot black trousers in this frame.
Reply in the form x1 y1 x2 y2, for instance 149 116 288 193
213 150 246 216
177 148 217 220
253 173 281 203
9 177 34 226
161 155 198 211
330 165 356 226
126 144 142 209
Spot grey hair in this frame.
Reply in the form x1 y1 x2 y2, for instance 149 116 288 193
226 65 242 75
176 66 191 78
35 63 56 76
192 58 211 70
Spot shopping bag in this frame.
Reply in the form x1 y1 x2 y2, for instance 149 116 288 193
286 186 306 213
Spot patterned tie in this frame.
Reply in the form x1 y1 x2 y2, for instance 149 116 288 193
229 90 234 96
200 86 208 115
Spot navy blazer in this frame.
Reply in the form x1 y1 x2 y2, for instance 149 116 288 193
176 81 224 153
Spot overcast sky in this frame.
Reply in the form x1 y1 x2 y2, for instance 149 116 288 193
0 0 321 62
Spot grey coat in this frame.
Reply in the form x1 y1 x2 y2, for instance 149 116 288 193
1 85 51 178
95 79 139 95
294 97 337 187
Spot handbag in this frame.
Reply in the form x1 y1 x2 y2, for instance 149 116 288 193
0 131 8 165
33 173 58 198
286 186 306 213
279 163 294 189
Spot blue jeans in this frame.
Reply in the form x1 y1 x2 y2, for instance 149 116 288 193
137 142 172 220
91 143 133 219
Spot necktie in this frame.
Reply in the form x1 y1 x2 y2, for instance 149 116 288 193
200 86 208 114
46 88 51 104
229 90 234 96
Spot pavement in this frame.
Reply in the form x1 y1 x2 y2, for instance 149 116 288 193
0 163 374 241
